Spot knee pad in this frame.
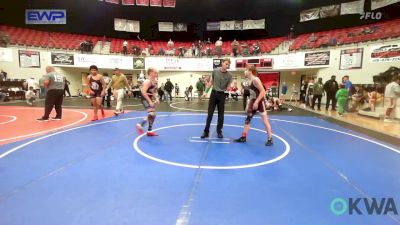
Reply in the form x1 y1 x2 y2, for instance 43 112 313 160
245 113 253 125
148 111 156 121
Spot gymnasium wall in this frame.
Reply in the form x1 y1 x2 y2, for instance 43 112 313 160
279 38 400 100
0 37 399 97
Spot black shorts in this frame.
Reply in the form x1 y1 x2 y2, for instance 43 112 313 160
247 99 266 114
90 90 102 98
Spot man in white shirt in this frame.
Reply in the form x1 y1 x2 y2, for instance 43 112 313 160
26 77 39 90
215 37 223 58
167 39 174 49
384 75 400 122
25 86 36 105
123 40 128 55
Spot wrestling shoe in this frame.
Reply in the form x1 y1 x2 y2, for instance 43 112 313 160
234 136 247 143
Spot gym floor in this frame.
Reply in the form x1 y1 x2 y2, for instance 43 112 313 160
0 97 399 225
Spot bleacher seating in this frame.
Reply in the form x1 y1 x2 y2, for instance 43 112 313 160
2 18 400 54
289 19 400 51
0 25 100 50
109 37 286 56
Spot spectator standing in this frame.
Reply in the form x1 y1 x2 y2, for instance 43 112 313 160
336 84 349 117
343 75 353 112
191 43 196 57
280 81 288 103
107 68 131 115
158 83 165 102
383 76 400 122
232 39 239 57
167 39 174 49
123 40 128 55
300 80 308 107
175 83 180 97
215 37 223 58
102 72 112 108
290 83 299 104
324 75 339 110
305 78 315 107
64 78 71 97
195 40 202 57
311 78 324 111
196 78 205 99
164 78 174 102
252 42 261 55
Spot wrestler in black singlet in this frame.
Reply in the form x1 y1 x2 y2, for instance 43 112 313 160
141 80 157 109
89 75 103 98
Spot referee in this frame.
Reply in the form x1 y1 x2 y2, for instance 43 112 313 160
37 66 65 121
201 58 233 139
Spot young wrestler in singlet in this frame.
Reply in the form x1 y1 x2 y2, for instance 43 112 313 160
234 65 273 146
87 65 106 121
136 67 160 136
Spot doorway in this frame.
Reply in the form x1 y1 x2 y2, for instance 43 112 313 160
258 72 280 97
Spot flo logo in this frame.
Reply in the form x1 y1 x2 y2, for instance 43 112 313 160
360 12 382 20
330 198 398 215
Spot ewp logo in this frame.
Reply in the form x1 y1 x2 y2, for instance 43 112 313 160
25 9 66 24
330 197 398 216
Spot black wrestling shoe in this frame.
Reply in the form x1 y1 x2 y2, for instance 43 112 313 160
265 138 273 146
217 133 224 139
234 136 247 143
200 132 209 139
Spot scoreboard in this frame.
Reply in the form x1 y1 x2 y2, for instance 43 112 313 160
235 58 273 69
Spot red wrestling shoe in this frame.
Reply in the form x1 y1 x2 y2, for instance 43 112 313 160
136 123 144 135
146 131 158 136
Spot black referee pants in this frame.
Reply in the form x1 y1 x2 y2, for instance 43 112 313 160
43 89 64 119
204 90 226 134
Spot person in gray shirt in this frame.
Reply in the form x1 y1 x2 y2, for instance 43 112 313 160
37 66 65 121
201 58 233 139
